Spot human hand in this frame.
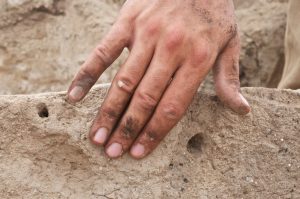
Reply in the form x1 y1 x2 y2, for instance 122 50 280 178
67 0 251 159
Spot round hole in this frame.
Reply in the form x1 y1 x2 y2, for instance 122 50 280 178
187 134 204 155
37 103 49 118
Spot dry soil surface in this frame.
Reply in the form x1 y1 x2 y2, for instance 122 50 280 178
0 0 299 198
0 85 299 198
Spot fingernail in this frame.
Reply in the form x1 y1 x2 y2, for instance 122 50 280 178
239 93 251 114
69 86 84 101
131 143 145 158
106 143 123 158
93 128 108 144
239 93 250 107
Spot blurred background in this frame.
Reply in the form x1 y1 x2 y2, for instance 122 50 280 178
0 0 288 95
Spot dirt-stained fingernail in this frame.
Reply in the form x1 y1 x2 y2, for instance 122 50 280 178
93 127 108 144
106 143 123 158
130 143 145 158
69 86 84 102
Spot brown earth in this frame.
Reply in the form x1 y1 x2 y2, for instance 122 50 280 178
0 0 288 94
0 0 300 198
0 85 300 198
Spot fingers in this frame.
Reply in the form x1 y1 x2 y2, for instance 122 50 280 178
213 36 251 115
67 21 131 103
129 62 209 159
104 47 181 158
89 34 155 148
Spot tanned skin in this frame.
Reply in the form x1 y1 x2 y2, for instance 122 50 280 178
67 0 251 159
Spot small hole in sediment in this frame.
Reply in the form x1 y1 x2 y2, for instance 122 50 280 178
187 134 204 155
37 103 49 118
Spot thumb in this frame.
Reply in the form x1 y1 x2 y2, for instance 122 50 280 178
213 36 251 115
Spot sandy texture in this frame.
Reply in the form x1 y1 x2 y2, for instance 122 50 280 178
0 0 124 94
0 0 299 198
0 0 288 95
0 85 299 198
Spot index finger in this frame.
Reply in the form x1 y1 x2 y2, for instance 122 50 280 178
67 21 131 103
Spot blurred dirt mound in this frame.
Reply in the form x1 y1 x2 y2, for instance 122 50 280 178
0 0 288 94
0 85 299 198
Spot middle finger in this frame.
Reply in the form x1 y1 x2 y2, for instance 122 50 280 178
89 34 155 146
105 33 184 158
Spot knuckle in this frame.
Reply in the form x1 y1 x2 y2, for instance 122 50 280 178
120 116 140 139
94 44 112 66
112 24 131 43
142 18 161 36
225 61 240 88
76 68 96 87
193 43 210 63
145 130 161 142
164 26 185 50
160 102 183 120
116 75 137 95
101 107 119 121
216 74 240 92
136 90 158 111
190 42 212 66
226 76 240 89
